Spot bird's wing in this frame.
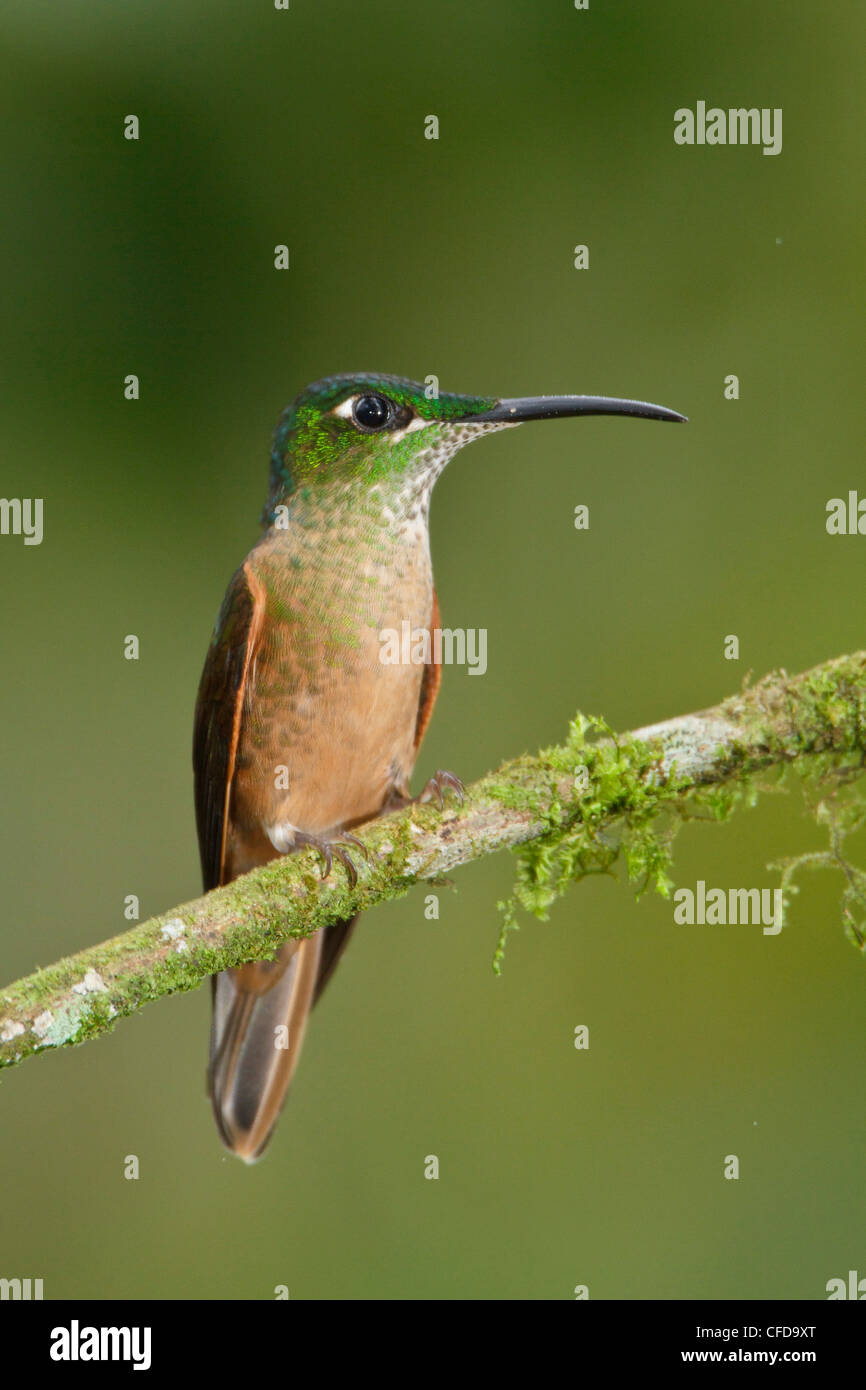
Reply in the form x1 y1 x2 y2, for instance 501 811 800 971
413 587 443 749
193 560 266 891
194 559 319 1161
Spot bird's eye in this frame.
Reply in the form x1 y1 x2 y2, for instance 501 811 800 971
351 394 393 432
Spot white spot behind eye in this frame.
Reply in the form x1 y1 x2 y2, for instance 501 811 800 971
388 416 430 444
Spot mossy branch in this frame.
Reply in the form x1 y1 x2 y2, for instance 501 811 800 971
2 651 865 1071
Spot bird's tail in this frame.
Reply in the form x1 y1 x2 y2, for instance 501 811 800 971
208 934 323 1163
208 917 357 1162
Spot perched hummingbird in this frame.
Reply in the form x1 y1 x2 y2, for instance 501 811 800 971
193 373 685 1162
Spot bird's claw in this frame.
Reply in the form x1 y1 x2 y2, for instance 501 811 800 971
296 831 368 888
417 769 465 810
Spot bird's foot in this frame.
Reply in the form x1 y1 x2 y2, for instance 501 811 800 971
414 769 465 810
386 770 465 814
294 830 369 888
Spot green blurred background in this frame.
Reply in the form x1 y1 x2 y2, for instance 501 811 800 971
1 0 863 1300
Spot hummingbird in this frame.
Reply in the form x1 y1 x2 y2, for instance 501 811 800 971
193 373 686 1162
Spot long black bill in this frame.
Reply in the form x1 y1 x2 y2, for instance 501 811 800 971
466 395 687 425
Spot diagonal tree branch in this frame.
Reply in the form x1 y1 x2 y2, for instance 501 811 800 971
1 651 865 1071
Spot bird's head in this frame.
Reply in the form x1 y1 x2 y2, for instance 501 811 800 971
265 372 685 521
